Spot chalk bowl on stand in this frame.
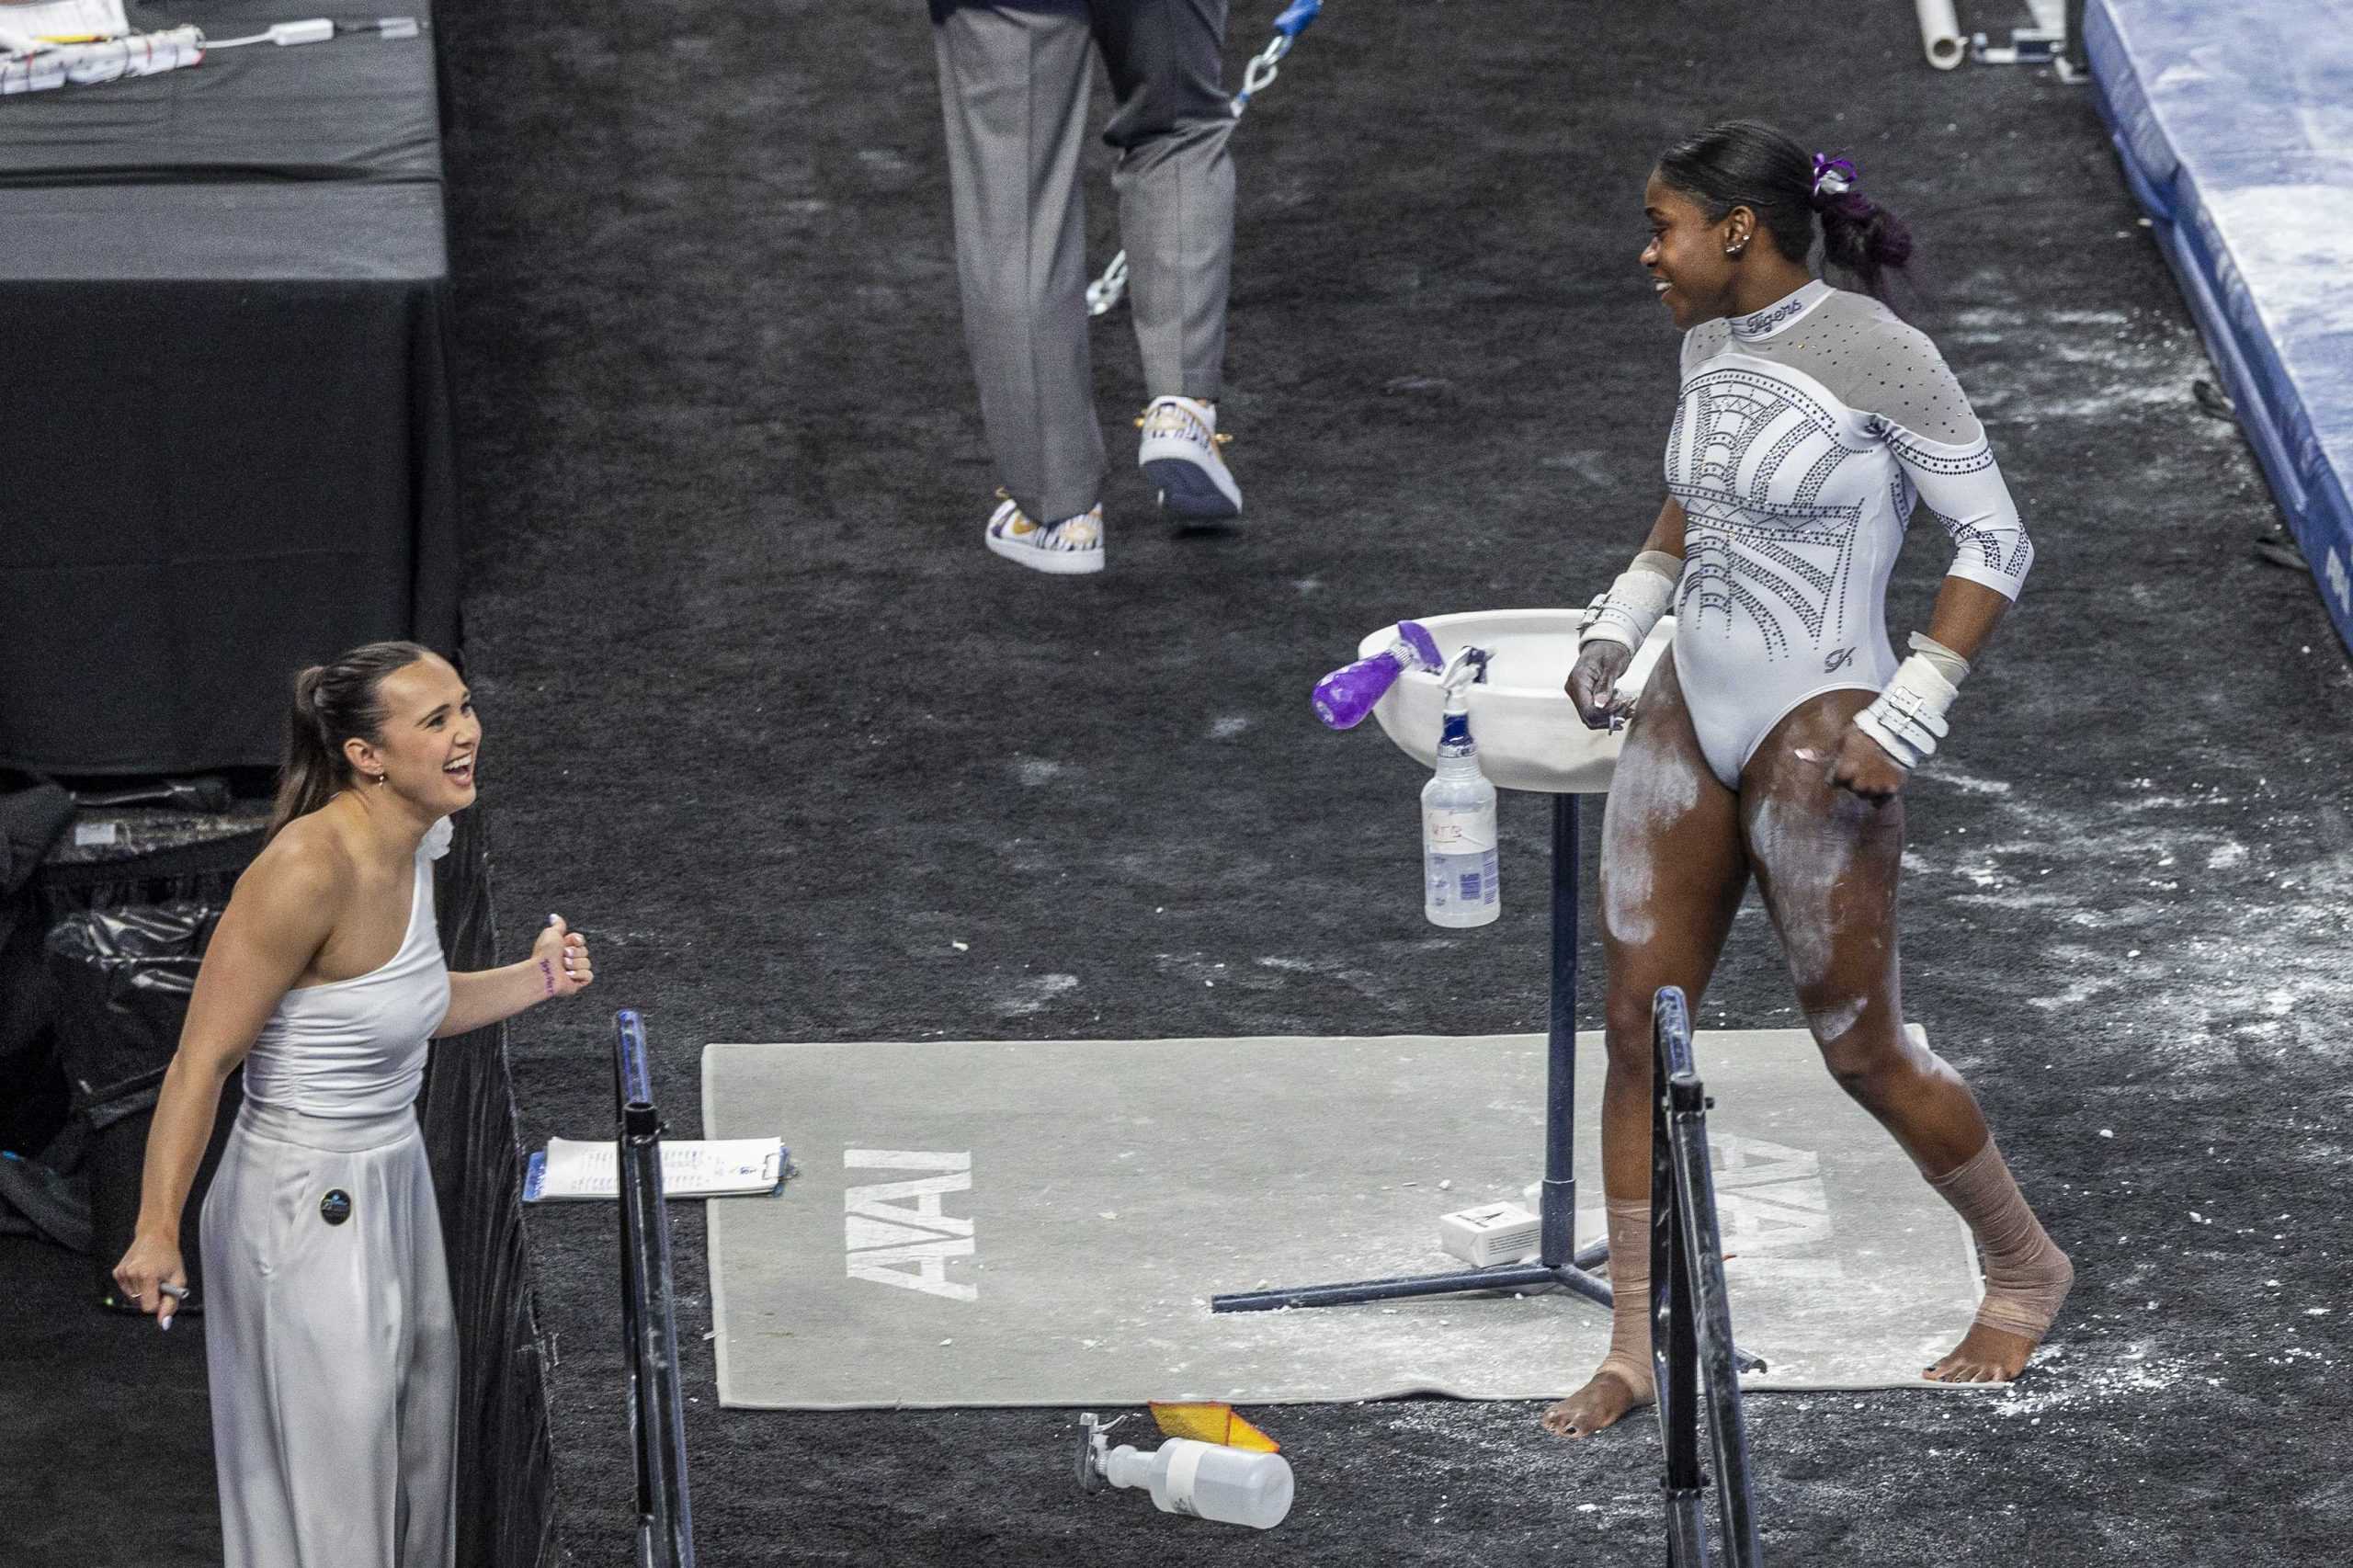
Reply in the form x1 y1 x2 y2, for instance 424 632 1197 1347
1362 609 1675 792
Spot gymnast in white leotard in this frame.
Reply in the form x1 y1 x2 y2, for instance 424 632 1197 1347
1666 277 2034 786
1542 120 2071 1445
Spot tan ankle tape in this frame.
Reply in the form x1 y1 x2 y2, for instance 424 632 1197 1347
1928 1142 2074 1340
1601 1198 1655 1388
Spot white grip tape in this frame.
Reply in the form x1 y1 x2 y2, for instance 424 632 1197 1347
1576 562 1677 653
1854 653 1960 768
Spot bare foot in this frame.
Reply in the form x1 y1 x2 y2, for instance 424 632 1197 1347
1925 1322 2043 1383
1539 1367 1654 1438
1927 1244 2072 1382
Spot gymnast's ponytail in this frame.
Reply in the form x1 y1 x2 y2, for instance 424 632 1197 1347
1813 171 1914 303
1655 119 1916 304
266 641 431 845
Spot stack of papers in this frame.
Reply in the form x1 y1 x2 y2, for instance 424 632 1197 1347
524 1136 789 1202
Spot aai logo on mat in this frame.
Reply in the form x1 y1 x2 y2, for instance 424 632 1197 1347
1711 1134 1840 1283
844 1149 977 1302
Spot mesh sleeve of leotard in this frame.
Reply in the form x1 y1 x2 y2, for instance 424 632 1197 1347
1847 313 2035 600
1883 420 2035 598
1695 290 2034 596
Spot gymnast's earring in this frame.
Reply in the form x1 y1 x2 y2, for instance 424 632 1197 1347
1724 234 1747 258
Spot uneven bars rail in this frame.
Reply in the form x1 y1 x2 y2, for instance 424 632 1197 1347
615 1009 698 1568
1651 986 1765 1567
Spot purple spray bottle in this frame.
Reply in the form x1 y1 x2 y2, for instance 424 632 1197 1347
1310 620 1444 731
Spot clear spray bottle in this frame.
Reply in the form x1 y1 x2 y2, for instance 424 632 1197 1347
1422 647 1499 928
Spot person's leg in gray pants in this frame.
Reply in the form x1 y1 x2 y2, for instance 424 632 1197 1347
934 1 1104 529
931 0 1234 540
1094 0 1234 407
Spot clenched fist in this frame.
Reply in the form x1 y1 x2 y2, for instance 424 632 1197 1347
113 1233 188 1331
534 915 595 998
1822 726 1909 802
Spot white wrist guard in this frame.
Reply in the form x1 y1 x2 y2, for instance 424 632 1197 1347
1576 552 1680 653
1854 653 1961 769
1906 631 1972 685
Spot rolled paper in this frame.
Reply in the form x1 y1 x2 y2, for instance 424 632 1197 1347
1311 619 1443 732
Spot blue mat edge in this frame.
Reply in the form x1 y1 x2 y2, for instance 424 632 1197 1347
2086 0 2353 652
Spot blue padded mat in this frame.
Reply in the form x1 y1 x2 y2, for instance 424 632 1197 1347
2087 0 2353 650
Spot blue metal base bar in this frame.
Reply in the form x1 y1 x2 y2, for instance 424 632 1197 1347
1211 1256 1613 1314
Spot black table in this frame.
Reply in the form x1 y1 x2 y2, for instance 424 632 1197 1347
0 2 458 774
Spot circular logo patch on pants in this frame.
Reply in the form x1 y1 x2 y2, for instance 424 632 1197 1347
320 1189 353 1226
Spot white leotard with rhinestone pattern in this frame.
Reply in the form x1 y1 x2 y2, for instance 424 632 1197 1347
1664 279 2032 787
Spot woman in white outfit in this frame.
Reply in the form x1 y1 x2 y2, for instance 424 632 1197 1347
111 642 594 1566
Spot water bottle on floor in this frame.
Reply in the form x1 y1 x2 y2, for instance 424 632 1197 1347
1423 650 1499 927
1098 1437 1295 1528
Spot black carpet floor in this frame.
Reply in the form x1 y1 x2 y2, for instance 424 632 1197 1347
14 1 2347 1563
438 1 2353 1562
0 1235 218 1558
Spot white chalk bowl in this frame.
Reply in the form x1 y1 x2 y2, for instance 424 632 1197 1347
1361 609 1675 794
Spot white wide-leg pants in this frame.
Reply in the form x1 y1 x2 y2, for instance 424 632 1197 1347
200 1102 457 1568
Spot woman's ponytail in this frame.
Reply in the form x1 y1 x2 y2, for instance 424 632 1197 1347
1655 121 1918 305
1814 174 1915 304
264 642 430 845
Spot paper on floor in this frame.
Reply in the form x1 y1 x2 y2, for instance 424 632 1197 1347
525 1136 788 1201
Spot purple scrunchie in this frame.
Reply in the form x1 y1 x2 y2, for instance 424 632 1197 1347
1810 153 1860 205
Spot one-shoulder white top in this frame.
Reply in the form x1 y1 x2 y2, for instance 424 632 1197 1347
241 816 455 1120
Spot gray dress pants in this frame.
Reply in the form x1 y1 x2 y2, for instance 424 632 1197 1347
932 0 1235 523
201 1103 458 1567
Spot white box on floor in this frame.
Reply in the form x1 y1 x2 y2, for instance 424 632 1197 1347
1437 1201 1541 1267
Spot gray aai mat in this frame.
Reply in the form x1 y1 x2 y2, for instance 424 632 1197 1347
704 1031 1987 1410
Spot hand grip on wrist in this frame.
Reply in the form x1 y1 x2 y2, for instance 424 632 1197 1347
1853 653 1961 769
1575 555 1679 653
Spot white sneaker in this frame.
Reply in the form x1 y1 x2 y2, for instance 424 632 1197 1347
983 492 1106 575
1136 395 1242 521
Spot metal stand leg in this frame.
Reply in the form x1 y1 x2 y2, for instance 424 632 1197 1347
1211 794 1615 1313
